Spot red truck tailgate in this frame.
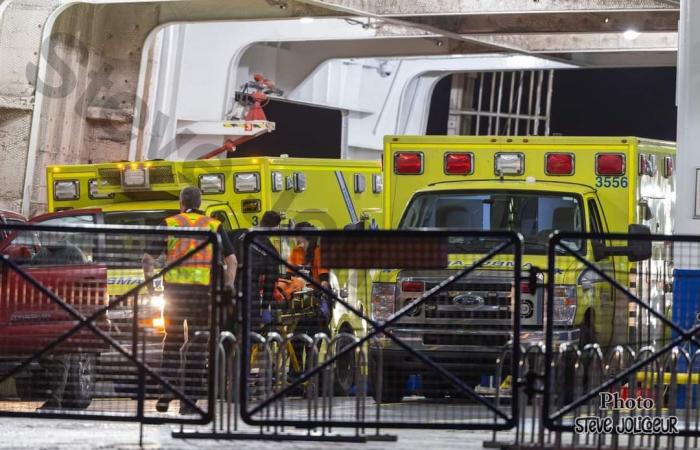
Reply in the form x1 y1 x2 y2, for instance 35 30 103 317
0 263 109 354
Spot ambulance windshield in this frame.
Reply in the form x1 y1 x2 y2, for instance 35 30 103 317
399 191 584 254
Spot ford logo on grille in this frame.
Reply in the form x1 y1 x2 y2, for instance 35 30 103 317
453 294 484 307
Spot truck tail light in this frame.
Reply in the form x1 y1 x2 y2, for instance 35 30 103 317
552 285 577 326
664 156 674 177
401 280 424 292
638 154 656 176
494 153 524 176
371 283 397 321
54 180 80 200
545 153 574 175
444 153 473 174
394 152 423 174
520 281 531 294
596 154 625 176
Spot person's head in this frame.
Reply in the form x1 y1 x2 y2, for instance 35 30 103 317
260 210 282 228
294 221 317 254
179 186 202 212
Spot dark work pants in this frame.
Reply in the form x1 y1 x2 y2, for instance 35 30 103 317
161 284 210 400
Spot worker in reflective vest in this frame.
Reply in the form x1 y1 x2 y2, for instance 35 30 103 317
143 186 236 415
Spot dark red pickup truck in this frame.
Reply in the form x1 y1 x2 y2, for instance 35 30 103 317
0 210 109 409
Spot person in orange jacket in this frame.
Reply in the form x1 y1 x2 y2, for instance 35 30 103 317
287 222 329 287
287 222 332 392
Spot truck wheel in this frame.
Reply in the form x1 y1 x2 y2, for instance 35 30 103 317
333 328 356 396
14 370 48 401
63 354 96 410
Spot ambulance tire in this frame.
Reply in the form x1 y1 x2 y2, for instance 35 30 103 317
333 326 357 396
578 308 598 397
14 368 49 401
62 353 96 410
579 308 597 349
556 350 579 407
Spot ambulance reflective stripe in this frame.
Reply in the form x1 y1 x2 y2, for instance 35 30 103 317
164 213 220 285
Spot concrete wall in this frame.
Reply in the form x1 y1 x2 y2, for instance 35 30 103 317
0 0 56 212
27 3 157 215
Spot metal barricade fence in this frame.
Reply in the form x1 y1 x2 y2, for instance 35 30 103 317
8 224 700 448
238 229 523 431
0 222 220 424
485 232 700 449
486 342 700 450
173 328 387 442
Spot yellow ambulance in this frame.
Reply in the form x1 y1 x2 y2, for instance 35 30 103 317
369 135 675 402
44 157 383 392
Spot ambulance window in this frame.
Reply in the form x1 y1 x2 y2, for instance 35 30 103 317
588 200 603 234
588 199 606 254
210 211 232 230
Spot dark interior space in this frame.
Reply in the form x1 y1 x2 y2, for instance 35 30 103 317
426 67 677 141
550 67 677 141
233 100 342 159
426 75 452 135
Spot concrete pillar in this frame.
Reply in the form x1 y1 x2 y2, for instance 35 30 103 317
672 1 700 378
676 0 700 236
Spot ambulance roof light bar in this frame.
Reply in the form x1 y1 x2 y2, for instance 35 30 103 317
121 164 150 190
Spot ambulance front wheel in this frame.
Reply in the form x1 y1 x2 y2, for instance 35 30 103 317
333 325 357 396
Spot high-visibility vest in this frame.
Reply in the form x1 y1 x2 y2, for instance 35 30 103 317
164 212 220 285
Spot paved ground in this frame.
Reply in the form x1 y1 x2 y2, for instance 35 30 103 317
0 394 513 449
0 416 502 449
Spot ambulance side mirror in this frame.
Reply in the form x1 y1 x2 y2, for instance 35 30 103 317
590 224 651 262
626 224 652 262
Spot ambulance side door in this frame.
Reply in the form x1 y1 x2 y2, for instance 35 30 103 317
206 205 240 230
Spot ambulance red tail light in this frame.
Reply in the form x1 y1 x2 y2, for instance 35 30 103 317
595 153 625 176
444 152 473 175
545 153 574 175
394 152 423 174
401 281 425 292
520 281 531 294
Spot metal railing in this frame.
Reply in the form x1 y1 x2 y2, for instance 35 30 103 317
239 229 523 430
